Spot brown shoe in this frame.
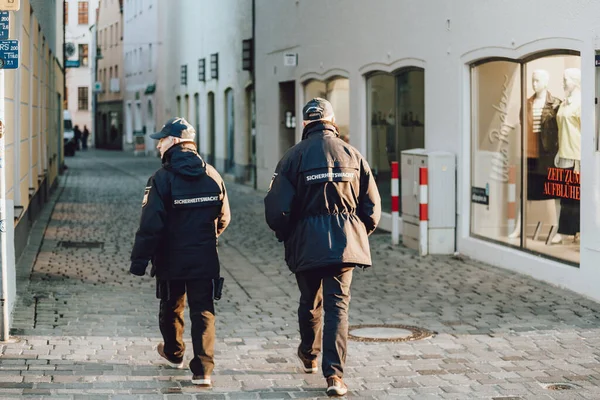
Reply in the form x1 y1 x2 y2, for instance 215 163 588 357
326 376 348 397
297 347 318 373
157 343 184 369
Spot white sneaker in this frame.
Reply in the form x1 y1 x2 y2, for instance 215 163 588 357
192 375 212 387
157 343 184 369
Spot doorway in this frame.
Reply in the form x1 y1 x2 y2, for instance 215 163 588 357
279 81 296 157
207 92 216 165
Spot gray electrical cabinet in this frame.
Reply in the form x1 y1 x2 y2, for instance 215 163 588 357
400 149 456 255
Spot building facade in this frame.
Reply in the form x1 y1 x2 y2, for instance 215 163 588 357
122 0 160 154
65 0 98 144
254 0 600 301
95 0 124 149
3 0 65 315
157 0 254 183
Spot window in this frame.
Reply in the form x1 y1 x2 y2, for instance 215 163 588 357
198 58 206 81
64 2 68 25
305 76 350 140
366 68 425 213
470 52 581 265
116 22 119 41
225 89 235 172
148 43 152 71
78 86 89 110
78 44 88 66
181 65 188 85
109 66 113 80
115 65 118 78
78 1 88 24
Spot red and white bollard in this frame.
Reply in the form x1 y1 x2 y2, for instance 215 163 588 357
419 166 429 256
391 161 399 245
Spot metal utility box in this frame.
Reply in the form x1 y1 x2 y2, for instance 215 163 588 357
400 149 456 255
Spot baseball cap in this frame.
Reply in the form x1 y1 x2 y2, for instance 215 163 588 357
302 98 334 121
150 117 196 140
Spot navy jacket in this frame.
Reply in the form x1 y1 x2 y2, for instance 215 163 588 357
130 143 230 280
264 122 381 273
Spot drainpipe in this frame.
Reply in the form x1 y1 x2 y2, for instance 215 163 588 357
252 0 257 190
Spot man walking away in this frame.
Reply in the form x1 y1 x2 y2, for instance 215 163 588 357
130 117 230 387
264 98 381 396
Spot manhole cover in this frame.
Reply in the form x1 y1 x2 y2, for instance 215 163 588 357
348 324 434 342
544 383 577 391
58 241 104 249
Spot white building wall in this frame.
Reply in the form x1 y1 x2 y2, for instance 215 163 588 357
65 0 98 134
123 0 159 153
159 0 253 180
255 0 600 301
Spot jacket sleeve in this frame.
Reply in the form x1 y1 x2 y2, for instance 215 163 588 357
264 159 296 242
216 181 231 237
130 175 167 275
358 157 382 236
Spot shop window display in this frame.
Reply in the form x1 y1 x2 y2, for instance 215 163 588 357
470 53 580 264
367 68 425 213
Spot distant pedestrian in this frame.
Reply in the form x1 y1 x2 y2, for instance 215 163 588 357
264 98 381 396
130 117 230 387
82 125 90 150
73 125 82 151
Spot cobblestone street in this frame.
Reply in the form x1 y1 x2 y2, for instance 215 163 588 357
2 150 600 399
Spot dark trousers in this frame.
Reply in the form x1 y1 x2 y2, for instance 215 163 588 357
295 267 353 378
158 279 215 376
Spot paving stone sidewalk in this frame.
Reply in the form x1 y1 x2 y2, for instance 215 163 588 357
2 150 600 399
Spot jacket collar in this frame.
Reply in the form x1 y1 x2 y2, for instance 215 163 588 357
301 121 339 140
162 141 198 165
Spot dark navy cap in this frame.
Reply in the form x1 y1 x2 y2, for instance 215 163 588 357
150 117 196 140
302 98 334 121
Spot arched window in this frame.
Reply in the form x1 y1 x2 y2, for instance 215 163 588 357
304 76 350 140
366 67 425 214
225 88 235 173
470 51 581 265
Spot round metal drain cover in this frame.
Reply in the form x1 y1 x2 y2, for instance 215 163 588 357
348 324 434 342
545 383 576 391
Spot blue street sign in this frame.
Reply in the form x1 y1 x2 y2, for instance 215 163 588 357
0 39 18 69
65 59 80 68
0 12 8 40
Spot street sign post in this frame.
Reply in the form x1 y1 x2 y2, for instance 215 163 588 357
0 12 8 41
0 1 18 342
0 0 19 12
0 40 18 69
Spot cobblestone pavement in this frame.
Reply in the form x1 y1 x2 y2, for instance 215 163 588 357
2 150 600 399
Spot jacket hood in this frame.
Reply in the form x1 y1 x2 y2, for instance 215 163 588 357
301 121 340 140
163 142 206 178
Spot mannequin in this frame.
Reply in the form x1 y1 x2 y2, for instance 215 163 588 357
509 70 559 239
552 68 581 243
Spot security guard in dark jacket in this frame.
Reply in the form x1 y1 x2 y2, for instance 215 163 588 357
130 117 230 387
264 98 381 397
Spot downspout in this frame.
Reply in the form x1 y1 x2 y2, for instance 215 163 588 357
252 0 256 190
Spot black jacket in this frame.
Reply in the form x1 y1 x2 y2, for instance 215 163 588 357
130 142 231 280
264 122 381 273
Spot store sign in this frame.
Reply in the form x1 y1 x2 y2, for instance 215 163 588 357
0 39 18 69
284 53 297 67
0 12 8 40
488 74 516 183
471 185 489 205
65 59 80 68
544 167 580 200
0 0 19 11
